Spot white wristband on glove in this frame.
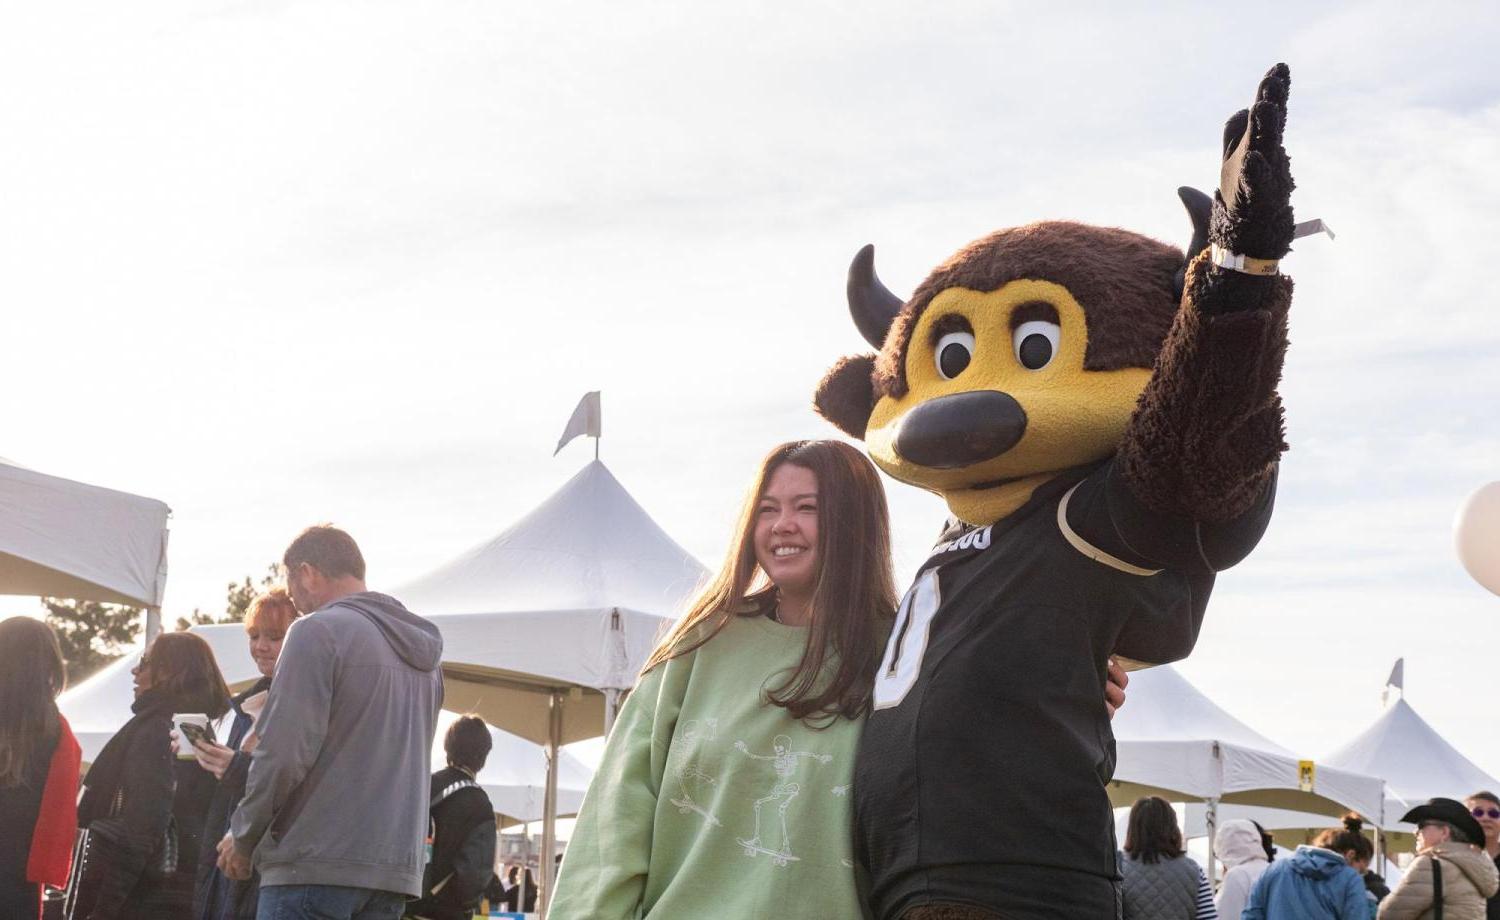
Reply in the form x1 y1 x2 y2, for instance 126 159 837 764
1209 243 1281 276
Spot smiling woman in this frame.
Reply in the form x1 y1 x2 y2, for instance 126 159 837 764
549 440 898 920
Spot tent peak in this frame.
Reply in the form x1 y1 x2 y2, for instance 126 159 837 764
1323 692 1500 805
396 459 707 617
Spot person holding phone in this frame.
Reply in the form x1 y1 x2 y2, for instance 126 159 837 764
187 588 301 920
76 631 231 920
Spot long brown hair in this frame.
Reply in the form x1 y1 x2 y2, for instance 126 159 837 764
0 617 67 786
143 632 232 720
1123 796 1185 864
643 440 897 725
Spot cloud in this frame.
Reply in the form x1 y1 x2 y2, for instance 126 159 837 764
2 0 1497 773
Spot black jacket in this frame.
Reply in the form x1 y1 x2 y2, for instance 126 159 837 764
1488 854 1500 920
193 678 269 920
0 714 59 920
500 870 538 913
76 689 221 920
855 462 1275 920
407 766 496 920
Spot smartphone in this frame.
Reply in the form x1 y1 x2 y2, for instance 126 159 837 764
178 720 216 749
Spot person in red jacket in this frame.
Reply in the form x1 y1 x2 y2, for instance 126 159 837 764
0 616 82 920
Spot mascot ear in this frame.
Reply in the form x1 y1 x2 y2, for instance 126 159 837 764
849 245 905 349
1172 186 1213 300
814 354 878 440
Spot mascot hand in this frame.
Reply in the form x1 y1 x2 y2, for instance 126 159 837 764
1211 63 1295 262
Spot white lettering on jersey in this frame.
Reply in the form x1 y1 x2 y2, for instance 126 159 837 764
873 568 941 710
930 524 992 557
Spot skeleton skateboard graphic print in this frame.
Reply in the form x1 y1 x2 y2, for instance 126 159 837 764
733 735 832 867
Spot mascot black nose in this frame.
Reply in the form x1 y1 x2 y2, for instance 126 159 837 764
894 390 1027 469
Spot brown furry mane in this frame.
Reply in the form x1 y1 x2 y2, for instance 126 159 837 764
813 354 878 439
874 222 1185 398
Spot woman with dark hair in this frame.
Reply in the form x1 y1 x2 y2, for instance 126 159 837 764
1314 814 1380 918
1118 796 1217 919
551 440 1128 919
74 631 231 920
1243 809 1373 919
550 440 899 918
0 617 81 920
188 588 300 920
501 865 538 913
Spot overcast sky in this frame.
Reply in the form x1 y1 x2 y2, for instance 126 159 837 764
4 1 1499 783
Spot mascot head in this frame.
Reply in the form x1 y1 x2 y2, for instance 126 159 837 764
815 191 1211 525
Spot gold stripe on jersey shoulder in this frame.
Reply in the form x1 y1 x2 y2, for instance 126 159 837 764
1056 484 1163 577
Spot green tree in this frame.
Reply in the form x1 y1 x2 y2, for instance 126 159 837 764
42 598 142 684
175 563 281 631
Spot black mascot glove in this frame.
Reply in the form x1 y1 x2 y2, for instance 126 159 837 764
1209 63 1296 265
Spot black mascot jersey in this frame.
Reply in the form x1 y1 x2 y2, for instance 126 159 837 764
854 458 1275 920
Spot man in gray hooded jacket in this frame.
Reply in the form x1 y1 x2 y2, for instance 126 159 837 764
219 525 444 920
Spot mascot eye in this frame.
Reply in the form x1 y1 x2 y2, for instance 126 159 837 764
934 331 975 380
1012 320 1061 370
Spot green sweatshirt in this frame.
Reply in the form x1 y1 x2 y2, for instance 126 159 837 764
550 613 870 920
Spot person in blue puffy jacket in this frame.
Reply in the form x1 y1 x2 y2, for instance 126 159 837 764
1242 841 1370 920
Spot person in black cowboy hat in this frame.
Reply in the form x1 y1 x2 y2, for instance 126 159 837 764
1377 798 1500 920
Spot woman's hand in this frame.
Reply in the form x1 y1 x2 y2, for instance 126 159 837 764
191 739 237 780
1105 658 1129 719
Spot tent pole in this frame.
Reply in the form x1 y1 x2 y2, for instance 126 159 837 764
1376 797 1386 874
603 688 621 736
1205 798 1219 887
144 605 162 645
604 608 622 736
520 822 530 912
539 690 563 918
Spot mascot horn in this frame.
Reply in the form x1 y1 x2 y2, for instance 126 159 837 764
815 64 1303 920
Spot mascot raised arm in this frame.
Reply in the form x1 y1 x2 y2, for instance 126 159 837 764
814 65 1300 920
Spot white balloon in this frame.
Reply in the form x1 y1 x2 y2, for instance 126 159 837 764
1455 481 1500 597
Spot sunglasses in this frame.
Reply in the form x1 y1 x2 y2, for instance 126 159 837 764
1473 807 1500 820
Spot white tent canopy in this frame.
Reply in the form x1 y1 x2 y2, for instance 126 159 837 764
1111 665 1386 822
401 459 705 617
1116 802 1342 842
397 459 707 745
396 459 707 912
1323 697 1500 827
0 455 170 608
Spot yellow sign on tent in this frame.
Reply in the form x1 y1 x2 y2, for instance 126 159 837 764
1298 760 1316 792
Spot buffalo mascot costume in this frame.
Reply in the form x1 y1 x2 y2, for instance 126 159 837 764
814 65 1302 919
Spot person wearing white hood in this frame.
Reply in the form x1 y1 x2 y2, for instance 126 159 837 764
1216 819 1272 920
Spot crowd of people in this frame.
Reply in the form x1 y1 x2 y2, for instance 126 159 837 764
0 441 1497 920
0 526 516 920
1114 796 1500 919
